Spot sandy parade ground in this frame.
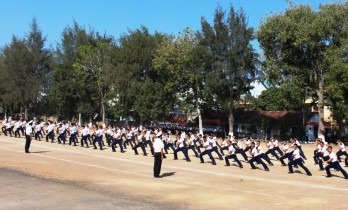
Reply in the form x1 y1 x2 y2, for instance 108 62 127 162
0 135 348 210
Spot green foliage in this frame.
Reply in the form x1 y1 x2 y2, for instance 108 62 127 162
198 5 257 131
0 18 52 119
257 2 348 134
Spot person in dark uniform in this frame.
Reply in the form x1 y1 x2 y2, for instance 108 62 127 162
25 121 33 153
153 132 164 178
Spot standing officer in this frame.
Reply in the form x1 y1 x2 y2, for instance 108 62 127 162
153 132 164 178
25 121 33 153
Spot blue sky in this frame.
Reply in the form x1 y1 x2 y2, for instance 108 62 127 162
0 0 337 49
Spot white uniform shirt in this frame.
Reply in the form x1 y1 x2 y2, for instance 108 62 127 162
273 140 279 147
251 147 259 157
204 140 212 150
329 152 338 162
25 125 33 136
137 135 144 142
59 126 65 134
145 130 151 140
228 145 236 155
267 142 274 149
82 127 89 136
339 143 346 152
178 138 185 148
257 146 264 154
153 138 164 153
293 148 301 159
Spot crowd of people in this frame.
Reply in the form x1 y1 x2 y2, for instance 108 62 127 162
1 118 348 180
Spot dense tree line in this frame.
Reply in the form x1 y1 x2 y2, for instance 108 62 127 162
0 3 347 136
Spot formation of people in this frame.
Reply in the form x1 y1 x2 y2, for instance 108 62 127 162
1 118 348 180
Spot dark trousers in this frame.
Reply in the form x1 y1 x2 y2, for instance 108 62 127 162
259 153 273 165
81 135 89 147
25 135 31 153
211 146 223 160
154 152 162 177
220 146 228 155
134 142 147 155
265 148 279 160
249 156 269 170
46 131 54 142
200 150 216 165
6 128 12 137
105 135 111 146
298 145 306 159
336 150 348 162
187 145 199 157
325 161 348 178
15 128 21 138
289 158 311 175
112 139 124 152
69 134 77 145
164 143 175 154
243 146 251 153
280 153 293 165
35 131 41 141
274 146 284 156
174 147 190 161
313 152 323 164
236 148 249 161
93 136 103 150
319 155 330 170
225 154 242 167
145 140 154 155
124 139 134 149
19 127 24 136
57 133 66 144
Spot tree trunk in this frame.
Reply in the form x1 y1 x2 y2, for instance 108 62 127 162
317 75 325 137
197 106 203 135
24 105 29 120
228 111 234 135
101 102 106 125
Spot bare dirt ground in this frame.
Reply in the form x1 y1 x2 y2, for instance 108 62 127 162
0 135 347 210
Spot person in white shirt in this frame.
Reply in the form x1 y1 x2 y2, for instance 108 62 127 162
233 138 249 161
279 141 294 166
46 121 55 142
133 131 147 156
92 125 104 150
186 133 199 158
224 140 243 168
14 120 22 138
199 136 216 165
288 144 312 176
336 140 348 166
34 121 43 141
173 135 191 162
219 137 229 155
265 140 279 160
123 129 134 150
292 137 307 160
25 121 33 153
314 140 326 165
80 124 90 148
324 146 348 179
111 130 125 153
153 132 164 178
209 134 223 160
57 123 66 144
272 137 284 156
164 132 175 154
256 141 273 166
318 142 330 171
248 142 269 171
